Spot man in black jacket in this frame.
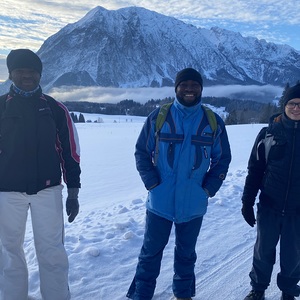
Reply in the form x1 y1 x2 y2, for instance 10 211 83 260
241 83 300 300
0 49 81 300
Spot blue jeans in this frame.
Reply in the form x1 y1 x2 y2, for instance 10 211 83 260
127 210 203 300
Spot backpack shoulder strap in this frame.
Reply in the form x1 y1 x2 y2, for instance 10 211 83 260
154 103 218 166
155 102 173 133
156 104 217 134
201 104 217 137
154 102 173 166
256 115 282 162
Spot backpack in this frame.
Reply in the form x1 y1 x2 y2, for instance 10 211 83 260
256 132 275 162
153 103 217 166
256 114 282 163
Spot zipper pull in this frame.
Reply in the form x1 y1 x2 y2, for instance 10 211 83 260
204 146 208 159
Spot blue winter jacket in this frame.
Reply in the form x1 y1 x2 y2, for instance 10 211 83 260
135 99 231 223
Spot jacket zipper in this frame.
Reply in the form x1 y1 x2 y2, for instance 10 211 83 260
189 146 208 178
282 122 297 216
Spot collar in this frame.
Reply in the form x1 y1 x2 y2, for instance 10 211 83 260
269 113 299 130
11 84 41 98
174 98 202 115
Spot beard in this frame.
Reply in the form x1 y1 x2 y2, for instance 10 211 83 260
176 95 202 107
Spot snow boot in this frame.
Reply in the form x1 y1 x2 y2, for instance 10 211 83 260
175 298 192 300
244 289 265 300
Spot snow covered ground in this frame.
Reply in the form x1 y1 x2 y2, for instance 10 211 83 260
4 112 284 299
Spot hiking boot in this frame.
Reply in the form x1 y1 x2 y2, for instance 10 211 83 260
244 289 265 300
281 293 296 300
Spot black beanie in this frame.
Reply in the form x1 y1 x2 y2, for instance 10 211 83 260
175 68 203 91
6 49 42 75
283 83 300 106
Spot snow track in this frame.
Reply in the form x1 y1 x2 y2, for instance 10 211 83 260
11 121 285 300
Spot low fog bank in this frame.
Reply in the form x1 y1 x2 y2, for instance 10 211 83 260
0 81 283 103
48 84 284 104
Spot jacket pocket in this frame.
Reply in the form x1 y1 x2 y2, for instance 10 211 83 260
147 174 176 216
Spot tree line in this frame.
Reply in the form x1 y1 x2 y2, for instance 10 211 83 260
66 83 298 125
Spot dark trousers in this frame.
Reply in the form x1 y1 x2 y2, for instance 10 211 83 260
126 210 203 300
249 203 300 296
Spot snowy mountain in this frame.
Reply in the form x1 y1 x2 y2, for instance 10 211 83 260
1 5 300 94
36 6 300 92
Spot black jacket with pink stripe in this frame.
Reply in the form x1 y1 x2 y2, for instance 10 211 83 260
0 85 81 194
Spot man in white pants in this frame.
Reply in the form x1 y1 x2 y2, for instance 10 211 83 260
0 49 81 300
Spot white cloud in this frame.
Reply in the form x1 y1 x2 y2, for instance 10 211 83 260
1 0 300 50
48 86 175 104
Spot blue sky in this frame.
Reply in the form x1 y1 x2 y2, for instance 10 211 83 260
0 0 300 81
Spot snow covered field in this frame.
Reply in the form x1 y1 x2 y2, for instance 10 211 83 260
6 112 284 299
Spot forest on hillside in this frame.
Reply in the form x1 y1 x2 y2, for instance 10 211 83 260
65 95 280 125
65 83 296 125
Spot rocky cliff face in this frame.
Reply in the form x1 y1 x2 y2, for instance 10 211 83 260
2 6 300 94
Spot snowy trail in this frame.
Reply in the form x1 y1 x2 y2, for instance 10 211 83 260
11 118 286 300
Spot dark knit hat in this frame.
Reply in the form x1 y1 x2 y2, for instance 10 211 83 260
175 68 203 91
283 83 300 106
6 49 42 75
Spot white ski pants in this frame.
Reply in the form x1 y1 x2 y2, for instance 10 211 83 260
0 185 71 300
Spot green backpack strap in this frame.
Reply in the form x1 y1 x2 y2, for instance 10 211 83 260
155 102 173 133
201 105 217 138
154 102 173 166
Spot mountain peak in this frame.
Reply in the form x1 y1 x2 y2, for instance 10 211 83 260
32 6 300 92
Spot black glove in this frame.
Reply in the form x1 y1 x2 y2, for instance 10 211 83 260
241 203 256 227
66 188 79 223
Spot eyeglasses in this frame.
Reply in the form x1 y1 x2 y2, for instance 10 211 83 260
286 102 300 109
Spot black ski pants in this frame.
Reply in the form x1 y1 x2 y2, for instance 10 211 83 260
249 203 300 296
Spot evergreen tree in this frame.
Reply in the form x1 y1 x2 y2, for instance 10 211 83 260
278 83 290 111
239 109 248 124
225 110 238 125
70 112 78 123
259 103 278 123
78 113 85 123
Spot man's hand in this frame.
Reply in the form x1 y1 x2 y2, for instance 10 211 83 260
66 188 79 223
241 203 256 227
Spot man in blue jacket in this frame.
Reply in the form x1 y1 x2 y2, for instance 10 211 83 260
127 68 231 300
